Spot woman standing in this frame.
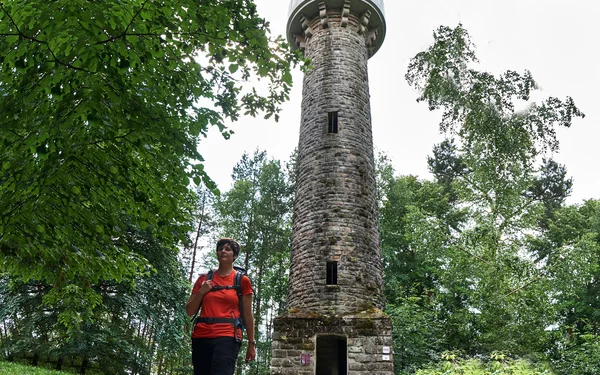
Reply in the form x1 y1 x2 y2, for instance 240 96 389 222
186 238 256 375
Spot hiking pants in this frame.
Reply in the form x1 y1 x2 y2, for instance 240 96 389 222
192 337 241 375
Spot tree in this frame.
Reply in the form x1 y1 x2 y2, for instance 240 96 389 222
0 0 303 331
536 199 600 375
185 186 219 283
379 173 462 373
0 224 192 374
387 22 586 363
214 150 293 374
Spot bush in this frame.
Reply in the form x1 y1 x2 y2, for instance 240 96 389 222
0 361 73 375
415 352 555 374
552 334 600 375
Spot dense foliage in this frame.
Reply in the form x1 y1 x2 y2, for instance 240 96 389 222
380 24 596 375
0 0 303 373
0 0 301 330
1 226 192 374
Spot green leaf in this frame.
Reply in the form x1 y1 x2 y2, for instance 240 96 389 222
282 70 292 85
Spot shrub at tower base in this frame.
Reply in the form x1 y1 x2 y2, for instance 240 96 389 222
415 352 554 375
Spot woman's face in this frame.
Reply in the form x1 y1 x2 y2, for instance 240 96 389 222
217 243 237 263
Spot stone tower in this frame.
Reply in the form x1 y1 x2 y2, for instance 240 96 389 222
270 1 393 375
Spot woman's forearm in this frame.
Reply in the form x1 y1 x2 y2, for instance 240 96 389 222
185 291 205 317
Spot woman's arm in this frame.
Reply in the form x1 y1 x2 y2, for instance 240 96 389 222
242 293 256 362
185 278 213 317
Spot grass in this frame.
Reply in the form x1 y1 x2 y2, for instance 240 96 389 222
0 361 74 375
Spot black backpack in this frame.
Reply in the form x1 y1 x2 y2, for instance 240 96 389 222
192 266 249 341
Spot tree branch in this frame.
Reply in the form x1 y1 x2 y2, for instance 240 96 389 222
0 3 96 73
48 59 94 73
84 130 137 147
96 0 148 45
506 272 546 297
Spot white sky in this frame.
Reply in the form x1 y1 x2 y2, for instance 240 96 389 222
198 0 599 204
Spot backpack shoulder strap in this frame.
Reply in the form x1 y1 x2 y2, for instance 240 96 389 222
190 270 214 323
234 269 244 289
233 267 247 327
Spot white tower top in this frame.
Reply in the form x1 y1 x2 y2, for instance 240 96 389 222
287 0 386 57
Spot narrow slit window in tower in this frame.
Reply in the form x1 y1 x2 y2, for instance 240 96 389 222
326 261 338 285
317 335 347 375
328 111 339 133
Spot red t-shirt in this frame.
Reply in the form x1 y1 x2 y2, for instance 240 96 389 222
191 270 253 339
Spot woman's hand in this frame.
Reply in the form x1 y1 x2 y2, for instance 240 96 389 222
245 342 256 363
199 279 213 294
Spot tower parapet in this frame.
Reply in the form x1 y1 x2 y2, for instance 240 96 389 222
287 0 386 57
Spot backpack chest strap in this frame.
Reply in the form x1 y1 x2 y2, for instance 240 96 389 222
210 285 238 292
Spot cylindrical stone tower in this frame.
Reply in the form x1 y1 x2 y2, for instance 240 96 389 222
271 1 393 375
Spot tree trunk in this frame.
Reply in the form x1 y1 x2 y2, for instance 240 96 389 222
79 357 88 375
157 353 163 375
253 264 264 338
189 192 207 282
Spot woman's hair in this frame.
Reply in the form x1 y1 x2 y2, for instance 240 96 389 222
216 238 240 256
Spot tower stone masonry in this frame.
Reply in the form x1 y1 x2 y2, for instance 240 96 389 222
270 1 393 375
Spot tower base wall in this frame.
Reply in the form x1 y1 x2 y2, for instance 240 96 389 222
270 312 394 375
